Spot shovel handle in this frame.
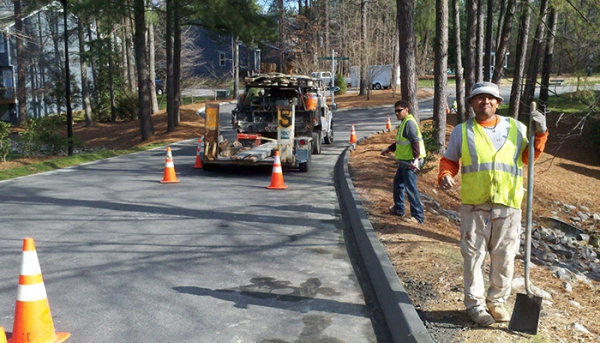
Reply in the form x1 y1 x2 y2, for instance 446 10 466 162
524 101 537 295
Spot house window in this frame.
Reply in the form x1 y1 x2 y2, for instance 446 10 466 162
219 52 226 67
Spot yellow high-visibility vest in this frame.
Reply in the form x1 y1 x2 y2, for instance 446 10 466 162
460 116 527 208
395 114 426 160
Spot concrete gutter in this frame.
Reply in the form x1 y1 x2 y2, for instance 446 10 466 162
334 136 434 343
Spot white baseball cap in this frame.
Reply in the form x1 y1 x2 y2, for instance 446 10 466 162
467 82 503 101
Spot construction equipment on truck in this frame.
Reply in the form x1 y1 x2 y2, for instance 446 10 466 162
204 73 334 172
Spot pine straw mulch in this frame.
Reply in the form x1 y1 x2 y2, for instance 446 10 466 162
349 110 600 342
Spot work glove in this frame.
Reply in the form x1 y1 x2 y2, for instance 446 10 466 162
531 110 547 133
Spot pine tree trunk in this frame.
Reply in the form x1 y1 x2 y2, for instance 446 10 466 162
397 0 419 120
521 0 549 122
149 21 159 114
452 0 466 124
134 0 154 141
15 0 27 124
508 0 531 119
492 0 516 84
539 6 557 114
77 13 93 127
434 0 449 153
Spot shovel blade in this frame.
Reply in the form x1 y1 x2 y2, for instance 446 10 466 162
508 292 543 334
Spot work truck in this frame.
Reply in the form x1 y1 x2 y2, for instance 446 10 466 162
201 73 334 172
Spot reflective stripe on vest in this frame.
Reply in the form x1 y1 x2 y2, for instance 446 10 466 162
460 116 527 208
395 114 426 160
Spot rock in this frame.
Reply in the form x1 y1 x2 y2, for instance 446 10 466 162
562 282 572 292
569 300 582 308
590 234 600 248
442 209 460 222
552 267 572 281
577 233 590 242
550 244 574 259
511 278 552 300
586 270 600 281
512 277 525 290
572 323 591 334
580 205 590 212
532 285 552 300
577 211 589 221
593 213 600 221
574 273 594 285
570 216 581 222
583 247 597 260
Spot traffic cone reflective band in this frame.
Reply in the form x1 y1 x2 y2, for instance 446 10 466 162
267 151 287 190
386 115 392 131
160 146 180 183
192 137 204 169
349 124 357 143
9 238 70 343
0 326 7 343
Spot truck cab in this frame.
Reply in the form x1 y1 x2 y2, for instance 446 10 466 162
309 71 333 87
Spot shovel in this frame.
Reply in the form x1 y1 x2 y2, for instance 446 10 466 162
508 102 543 334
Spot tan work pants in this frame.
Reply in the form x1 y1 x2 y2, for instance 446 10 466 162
459 202 521 310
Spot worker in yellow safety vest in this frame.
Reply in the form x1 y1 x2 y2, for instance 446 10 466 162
438 82 549 326
381 99 426 224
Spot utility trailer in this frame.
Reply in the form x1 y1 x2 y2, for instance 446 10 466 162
201 103 313 172
199 73 334 172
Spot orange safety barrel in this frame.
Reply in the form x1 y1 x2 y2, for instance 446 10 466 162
304 93 317 110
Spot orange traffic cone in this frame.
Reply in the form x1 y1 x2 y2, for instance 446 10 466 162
0 327 7 343
192 137 204 169
385 115 392 131
9 238 70 343
160 146 180 183
267 151 288 190
349 124 357 143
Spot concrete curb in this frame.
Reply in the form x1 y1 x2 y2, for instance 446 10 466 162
334 136 434 343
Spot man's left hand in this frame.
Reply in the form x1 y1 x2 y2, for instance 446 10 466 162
531 110 547 133
410 158 420 171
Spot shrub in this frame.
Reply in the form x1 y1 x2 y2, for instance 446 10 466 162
115 90 139 121
0 121 12 162
421 121 442 168
587 116 600 154
334 74 347 95
18 115 83 156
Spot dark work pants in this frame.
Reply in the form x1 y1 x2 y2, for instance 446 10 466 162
391 162 424 223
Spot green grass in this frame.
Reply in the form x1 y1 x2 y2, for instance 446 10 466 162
418 78 457 88
0 142 172 181
497 90 600 116
156 95 211 111
1 96 211 181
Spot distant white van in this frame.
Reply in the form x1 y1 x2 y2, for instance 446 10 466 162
349 65 401 89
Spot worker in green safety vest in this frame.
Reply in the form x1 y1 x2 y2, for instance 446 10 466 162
381 99 426 224
438 82 549 326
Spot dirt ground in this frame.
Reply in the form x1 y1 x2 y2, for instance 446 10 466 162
347 92 600 342
3 89 600 342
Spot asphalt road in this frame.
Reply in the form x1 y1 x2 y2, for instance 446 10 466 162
0 103 401 343
3 84 580 342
